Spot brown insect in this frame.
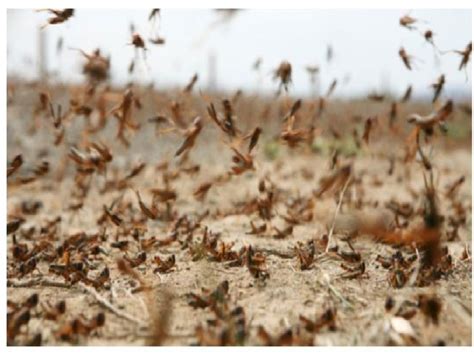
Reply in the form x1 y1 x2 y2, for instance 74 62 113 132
153 254 176 273
130 33 147 50
149 9 161 22
273 61 292 94
246 221 267 235
273 225 293 239
175 116 203 157
424 29 433 41
399 14 419 30
7 217 25 235
299 307 337 332
124 162 146 181
128 59 135 74
257 326 312 346
88 267 110 289
20 200 43 215
367 92 385 102
339 261 366 279
38 9 74 28
54 312 105 342
401 85 413 103
135 190 158 220
247 126 262 154
183 73 199 93
102 205 123 227
70 48 110 83
25 333 42 346
337 247 362 264
444 41 472 71
48 100 63 129
168 100 187 129
7 308 32 344
193 182 213 201
33 161 49 177
8 293 39 313
423 30 440 52
389 102 398 129
445 176 465 198
230 89 242 105
68 198 84 212
8 154 23 177
294 240 315 270
42 300 66 321
362 116 376 145
407 100 453 135
149 36 166 45
124 251 147 268
245 246 269 280
116 257 144 283
186 280 229 309
17 257 40 279
283 99 302 121
280 115 314 148
314 164 352 198
385 200 413 221
229 145 254 175
325 79 338 98
150 188 177 203
458 42 472 70
316 97 326 118
207 101 239 138
194 304 247 346
54 127 65 146
110 240 129 251
222 99 237 137
399 47 413 70
148 115 174 135
109 89 141 147
417 294 442 325
430 74 445 103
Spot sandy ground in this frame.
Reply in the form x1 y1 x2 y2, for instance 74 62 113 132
6 83 472 346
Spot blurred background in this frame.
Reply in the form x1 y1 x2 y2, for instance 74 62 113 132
7 9 472 99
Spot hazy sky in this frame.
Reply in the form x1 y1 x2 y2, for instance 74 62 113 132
7 9 472 98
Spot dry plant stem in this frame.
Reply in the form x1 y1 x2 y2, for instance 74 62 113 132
317 269 353 309
79 284 148 328
408 260 422 287
327 283 352 308
254 247 294 259
7 277 71 288
8 277 148 327
325 176 352 253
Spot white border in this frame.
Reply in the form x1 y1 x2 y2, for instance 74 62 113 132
2 0 473 353
1 0 473 8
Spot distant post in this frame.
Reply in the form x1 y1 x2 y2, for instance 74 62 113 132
37 27 48 81
208 51 217 92
380 69 391 97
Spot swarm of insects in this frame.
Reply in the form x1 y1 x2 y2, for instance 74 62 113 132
6 9 471 347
